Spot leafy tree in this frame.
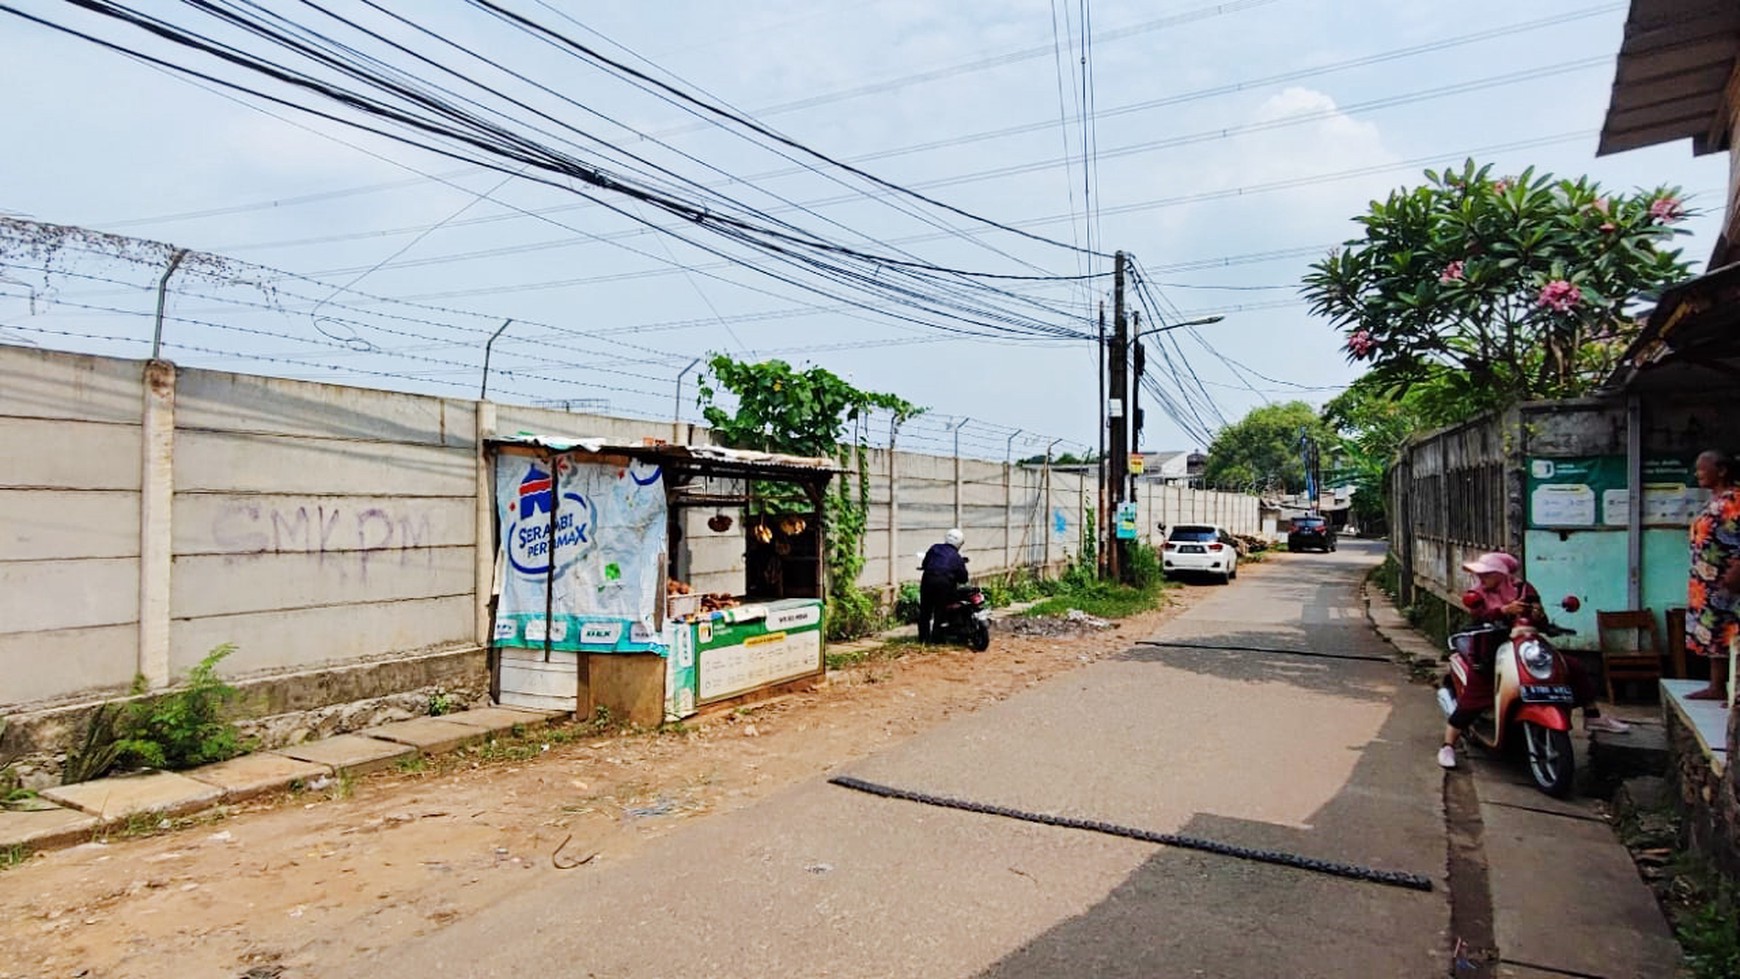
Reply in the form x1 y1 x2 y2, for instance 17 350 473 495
1202 401 1327 494
697 356 923 640
1302 160 1694 411
1320 377 1432 532
1017 451 1097 466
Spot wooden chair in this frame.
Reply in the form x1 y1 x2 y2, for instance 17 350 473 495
1595 610 1664 703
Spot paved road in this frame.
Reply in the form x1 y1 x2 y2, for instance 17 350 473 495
360 539 1450 978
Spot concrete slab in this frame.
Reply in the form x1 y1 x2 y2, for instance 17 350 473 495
436 706 560 735
0 804 99 849
359 717 485 755
272 734 414 775
183 752 333 803
39 771 223 821
1481 800 1681 979
1663 679 1729 773
1470 757 1605 823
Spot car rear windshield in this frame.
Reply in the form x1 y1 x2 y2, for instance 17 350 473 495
1169 526 1217 542
1294 518 1326 529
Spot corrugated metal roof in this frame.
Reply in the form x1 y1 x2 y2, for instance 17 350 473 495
1596 0 1740 157
1604 261 1740 394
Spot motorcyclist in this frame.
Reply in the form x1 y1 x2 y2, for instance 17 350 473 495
918 529 969 644
1439 551 1628 769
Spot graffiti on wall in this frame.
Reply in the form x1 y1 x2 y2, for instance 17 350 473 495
209 501 440 580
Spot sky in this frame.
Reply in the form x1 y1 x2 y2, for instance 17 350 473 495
0 0 1729 462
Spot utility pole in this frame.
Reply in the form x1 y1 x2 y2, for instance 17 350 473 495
1108 250 1129 583
1129 310 1142 507
1095 302 1107 579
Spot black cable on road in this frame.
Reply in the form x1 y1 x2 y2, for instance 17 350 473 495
829 775 1435 893
1134 640 1396 664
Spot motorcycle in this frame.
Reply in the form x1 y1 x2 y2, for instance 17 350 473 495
1437 596 1582 797
931 583 992 652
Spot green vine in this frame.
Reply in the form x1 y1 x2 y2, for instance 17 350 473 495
696 356 923 640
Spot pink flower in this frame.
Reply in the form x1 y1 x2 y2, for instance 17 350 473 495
1591 197 1610 214
1439 261 1465 284
1600 222 1617 233
1649 196 1684 223
1536 280 1581 313
1346 329 1376 359
1493 178 1511 194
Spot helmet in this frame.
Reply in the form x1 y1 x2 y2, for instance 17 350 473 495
944 528 965 547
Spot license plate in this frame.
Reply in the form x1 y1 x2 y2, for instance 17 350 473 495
1520 684 1575 704
973 611 991 622
1179 545 1204 553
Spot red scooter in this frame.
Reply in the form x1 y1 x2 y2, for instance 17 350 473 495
1438 596 1582 797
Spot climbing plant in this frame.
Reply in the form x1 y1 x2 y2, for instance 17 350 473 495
696 356 924 640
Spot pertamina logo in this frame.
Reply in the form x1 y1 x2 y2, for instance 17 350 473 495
506 464 596 577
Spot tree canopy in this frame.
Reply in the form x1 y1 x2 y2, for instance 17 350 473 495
1202 401 1327 494
1302 160 1693 412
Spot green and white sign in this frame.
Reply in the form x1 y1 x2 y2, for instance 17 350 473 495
1526 455 1707 530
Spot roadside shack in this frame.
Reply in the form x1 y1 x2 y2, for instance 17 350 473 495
486 436 835 725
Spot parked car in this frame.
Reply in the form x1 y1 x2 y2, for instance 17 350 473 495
1161 523 1238 584
1287 515 1336 553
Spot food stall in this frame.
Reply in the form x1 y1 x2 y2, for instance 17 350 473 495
486 436 834 725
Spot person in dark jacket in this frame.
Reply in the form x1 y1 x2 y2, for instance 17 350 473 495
918 528 969 643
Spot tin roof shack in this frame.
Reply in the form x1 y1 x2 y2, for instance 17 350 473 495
486 437 834 728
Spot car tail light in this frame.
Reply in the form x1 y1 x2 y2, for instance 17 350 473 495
1208 543 1224 551
1163 542 1176 550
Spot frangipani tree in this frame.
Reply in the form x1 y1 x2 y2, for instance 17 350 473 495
1302 160 1695 409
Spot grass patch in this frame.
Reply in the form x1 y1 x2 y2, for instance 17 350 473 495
1024 581 1164 620
824 638 927 671
0 843 30 873
395 755 430 774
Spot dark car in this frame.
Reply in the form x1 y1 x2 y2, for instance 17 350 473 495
1287 515 1336 553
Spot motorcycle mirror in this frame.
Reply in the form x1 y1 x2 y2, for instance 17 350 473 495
1560 595 1581 613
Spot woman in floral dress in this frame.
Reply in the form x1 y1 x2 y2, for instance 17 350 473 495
1687 449 1740 701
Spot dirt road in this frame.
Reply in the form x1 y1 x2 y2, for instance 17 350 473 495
0 574 1239 978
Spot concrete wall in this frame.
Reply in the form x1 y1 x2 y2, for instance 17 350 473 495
2 345 1262 711
0 348 146 704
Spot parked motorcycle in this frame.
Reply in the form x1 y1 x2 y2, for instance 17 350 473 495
931 583 992 652
1438 598 1581 797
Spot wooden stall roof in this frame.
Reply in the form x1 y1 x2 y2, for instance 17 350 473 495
1596 0 1740 157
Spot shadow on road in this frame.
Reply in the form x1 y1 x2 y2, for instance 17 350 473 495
974 687 1447 979
1118 634 1401 705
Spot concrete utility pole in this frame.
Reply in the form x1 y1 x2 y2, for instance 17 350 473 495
1095 303 1108 579
1108 250 1129 583
1129 310 1142 507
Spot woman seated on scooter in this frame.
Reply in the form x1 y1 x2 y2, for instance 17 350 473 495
1438 552 1627 769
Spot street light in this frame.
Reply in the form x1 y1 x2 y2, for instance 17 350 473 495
1125 314 1227 505
1131 314 1224 343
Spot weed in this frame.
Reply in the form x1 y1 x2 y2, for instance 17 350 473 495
892 581 922 624
1024 579 1163 620
1125 540 1164 590
329 771 355 801
395 755 429 774
825 586 888 642
62 703 126 785
1680 882 1740 979
0 843 30 872
427 689 456 717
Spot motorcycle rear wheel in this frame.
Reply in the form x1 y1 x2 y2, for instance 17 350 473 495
968 621 991 652
1522 722 1575 797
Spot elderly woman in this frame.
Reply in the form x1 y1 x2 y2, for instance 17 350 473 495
1438 551 1627 769
1687 449 1740 701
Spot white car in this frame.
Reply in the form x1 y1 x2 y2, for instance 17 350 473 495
1161 523 1239 584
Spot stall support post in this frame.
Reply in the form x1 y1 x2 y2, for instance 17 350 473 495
887 421 900 591
474 402 498 649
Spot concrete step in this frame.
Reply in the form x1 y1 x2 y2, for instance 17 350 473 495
1588 723 1670 798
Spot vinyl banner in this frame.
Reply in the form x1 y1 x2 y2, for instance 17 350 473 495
494 454 667 652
